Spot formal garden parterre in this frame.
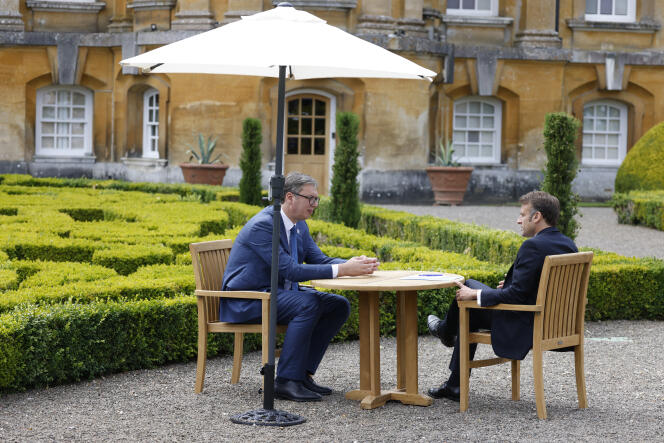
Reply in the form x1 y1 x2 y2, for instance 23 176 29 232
1 174 663 393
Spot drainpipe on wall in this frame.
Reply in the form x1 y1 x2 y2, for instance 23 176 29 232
555 0 560 33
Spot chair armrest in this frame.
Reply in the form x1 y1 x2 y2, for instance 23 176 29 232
457 299 543 312
194 289 271 300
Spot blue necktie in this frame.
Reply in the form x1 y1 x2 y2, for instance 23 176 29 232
290 226 298 290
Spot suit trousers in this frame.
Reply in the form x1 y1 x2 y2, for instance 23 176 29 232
269 287 350 381
445 279 493 387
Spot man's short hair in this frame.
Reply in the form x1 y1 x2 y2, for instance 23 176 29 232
519 191 560 226
284 172 318 196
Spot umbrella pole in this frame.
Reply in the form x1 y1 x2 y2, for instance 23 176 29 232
231 65 305 427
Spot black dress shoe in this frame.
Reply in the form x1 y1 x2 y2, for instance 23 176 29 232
275 380 322 402
427 314 456 347
428 382 460 402
303 376 332 395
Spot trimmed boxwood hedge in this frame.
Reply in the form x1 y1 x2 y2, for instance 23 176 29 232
612 190 664 231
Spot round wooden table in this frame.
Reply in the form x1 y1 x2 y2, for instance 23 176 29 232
311 270 464 410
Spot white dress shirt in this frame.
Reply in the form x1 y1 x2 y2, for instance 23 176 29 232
281 209 338 279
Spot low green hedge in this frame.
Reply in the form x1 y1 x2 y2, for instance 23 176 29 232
91 245 174 275
612 190 664 231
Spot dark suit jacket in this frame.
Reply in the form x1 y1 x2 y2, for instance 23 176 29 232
480 226 577 360
220 206 344 323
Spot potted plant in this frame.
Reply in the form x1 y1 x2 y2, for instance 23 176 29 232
180 134 229 186
425 139 474 205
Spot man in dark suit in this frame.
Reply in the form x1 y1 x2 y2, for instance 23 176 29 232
221 172 379 402
426 191 578 401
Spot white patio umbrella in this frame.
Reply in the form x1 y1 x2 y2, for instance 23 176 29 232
121 2 435 427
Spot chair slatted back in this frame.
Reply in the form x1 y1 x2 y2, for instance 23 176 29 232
535 252 593 341
190 239 233 324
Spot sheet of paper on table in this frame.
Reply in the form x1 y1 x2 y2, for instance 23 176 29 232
400 273 459 282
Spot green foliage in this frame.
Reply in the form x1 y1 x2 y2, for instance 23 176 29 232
612 190 664 231
615 121 664 193
541 112 581 240
91 245 174 275
239 118 263 206
186 134 225 164
433 139 460 166
330 112 361 228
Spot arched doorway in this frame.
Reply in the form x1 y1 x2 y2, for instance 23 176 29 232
284 91 335 194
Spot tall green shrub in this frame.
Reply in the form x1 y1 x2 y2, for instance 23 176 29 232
331 112 361 228
615 121 664 193
239 118 263 206
541 112 581 240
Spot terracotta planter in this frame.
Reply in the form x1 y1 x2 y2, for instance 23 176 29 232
425 166 474 205
180 163 229 186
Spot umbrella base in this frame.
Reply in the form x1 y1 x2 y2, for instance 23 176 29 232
230 408 306 427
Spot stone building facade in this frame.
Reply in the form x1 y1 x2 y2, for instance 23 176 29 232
0 0 662 202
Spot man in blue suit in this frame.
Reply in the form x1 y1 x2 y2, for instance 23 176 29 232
221 172 380 402
426 191 578 401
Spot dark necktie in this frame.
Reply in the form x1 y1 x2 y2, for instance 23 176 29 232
290 226 298 290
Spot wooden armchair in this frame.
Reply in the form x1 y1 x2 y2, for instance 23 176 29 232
458 251 593 419
189 239 286 393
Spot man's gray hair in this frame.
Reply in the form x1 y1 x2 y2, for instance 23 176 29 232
284 172 318 196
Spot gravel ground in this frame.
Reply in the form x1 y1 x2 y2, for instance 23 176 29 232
2 205 663 441
1 321 663 441
379 205 664 260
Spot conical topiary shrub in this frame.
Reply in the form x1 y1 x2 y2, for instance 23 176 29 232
615 121 664 193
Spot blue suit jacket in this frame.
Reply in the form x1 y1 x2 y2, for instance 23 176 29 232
480 227 578 360
220 206 344 323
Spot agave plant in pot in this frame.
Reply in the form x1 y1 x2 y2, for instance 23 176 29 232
425 139 474 205
180 134 229 186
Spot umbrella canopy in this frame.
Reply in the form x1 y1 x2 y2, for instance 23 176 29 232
120 5 436 80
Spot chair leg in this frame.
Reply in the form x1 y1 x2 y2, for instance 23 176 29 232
574 345 588 409
511 360 520 401
195 329 207 394
533 350 547 419
231 332 244 384
459 306 470 412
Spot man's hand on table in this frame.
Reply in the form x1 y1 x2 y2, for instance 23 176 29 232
338 255 380 277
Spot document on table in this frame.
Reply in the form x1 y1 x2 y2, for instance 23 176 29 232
400 273 459 282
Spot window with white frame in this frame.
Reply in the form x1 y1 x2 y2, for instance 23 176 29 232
447 0 498 16
452 97 502 164
36 86 93 156
582 100 627 166
142 89 159 158
585 0 635 23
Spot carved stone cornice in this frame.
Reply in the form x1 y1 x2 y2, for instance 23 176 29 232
26 1 105 13
126 0 176 12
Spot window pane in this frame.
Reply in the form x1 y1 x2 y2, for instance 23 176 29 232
57 91 71 105
301 98 312 116
454 144 466 157
600 0 612 14
468 145 479 156
583 147 592 158
597 105 607 117
57 137 69 149
301 138 312 155
44 91 56 105
595 146 605 158
42 122 54 134
155 109 159 121
586 0 598 14
482 116 494 129
71 137 84 149
287 137 298 154
615 0 627 15
72 108 85 120
314 118 325 135
583 118 593 131
607 147 619 159
314 138 325 155
448 0 460 8
462 0 475 9
481 145 493 157
288 117 298 135
58 108 70 120
43 107 55 119
596 134 607 145
301 118 312 135
468 116 480 128
149 110 153 122
608 119 620 131
71 123 84 135
151 139 158 152
482 103 494 113
468 131 479 143
596 119 607 131
57 123 69 135
607 134 619 146
584 106 594 117
455 101 467 113
609 107 620 117
151 125 157 136
42 137 54 148
455 116 466 128
453 131 464 142
583 133 592 145
73 92 85 106
477 0 491 10
481 131 493 143
469 101 481 113
315 100 326 116
288 100 298 115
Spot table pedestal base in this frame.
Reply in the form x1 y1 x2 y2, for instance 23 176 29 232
346 389 433 409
